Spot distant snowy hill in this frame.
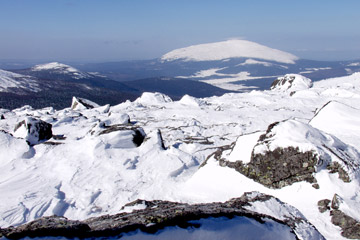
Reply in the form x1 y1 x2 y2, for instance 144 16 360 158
161 39 299 64
31 62 93 79
1 72 360 239
76 41 360 92
0 63 230 110
0 69 40 93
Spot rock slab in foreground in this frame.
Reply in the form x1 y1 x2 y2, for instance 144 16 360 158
0 192 324 240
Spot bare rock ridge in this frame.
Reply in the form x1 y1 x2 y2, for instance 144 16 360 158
0 192 324 239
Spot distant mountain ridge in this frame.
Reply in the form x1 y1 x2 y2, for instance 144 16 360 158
1 40 360 109
161 39 299 64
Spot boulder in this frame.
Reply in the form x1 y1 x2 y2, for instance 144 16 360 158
13 117 52 145
215 119 360 189
270 74 312 94
71 97 100 110
317 199 331 213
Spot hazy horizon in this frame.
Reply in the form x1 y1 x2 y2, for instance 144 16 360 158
1 0 360 62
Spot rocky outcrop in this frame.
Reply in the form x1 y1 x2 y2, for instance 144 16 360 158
318 194 360 239
13 117 52 145
212 119 359 189
219 146 317 189
0 192 324 239
270 74 312 94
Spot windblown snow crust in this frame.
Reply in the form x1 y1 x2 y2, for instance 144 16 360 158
1 72 360 240
161 40 299 64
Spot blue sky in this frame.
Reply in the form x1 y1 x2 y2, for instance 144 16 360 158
0 0 359 61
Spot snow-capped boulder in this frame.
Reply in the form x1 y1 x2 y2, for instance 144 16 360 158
100 112 130 126
13 117 53 145
135 92 172 106
270 74 312 94
218 120 360 188
178 94 207 107
96 125 146 148
71 97 100 110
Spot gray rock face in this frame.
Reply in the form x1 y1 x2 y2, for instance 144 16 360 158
0 192 324 239
216 122 318 189
317 194 360 239
317 199 331 213
14 117 53 145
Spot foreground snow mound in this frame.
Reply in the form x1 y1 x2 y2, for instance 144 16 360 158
0 131 30 166
135 92 173 105
13 117 52 145
0 69 40 93
161 39 298 64
178 94 208 107
270 74 312 93
310 101 360 150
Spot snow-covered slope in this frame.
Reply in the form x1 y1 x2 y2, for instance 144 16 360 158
31 62 92 79
161 39 299 64
0 69 40 93
1 72 360 239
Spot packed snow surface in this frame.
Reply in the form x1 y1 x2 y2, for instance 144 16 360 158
161 39 299 64
1 72 360 240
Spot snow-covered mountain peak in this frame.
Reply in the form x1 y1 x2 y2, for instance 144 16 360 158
0 69 40 93
31 62 91 79
161 39 299 64
32 62 76 71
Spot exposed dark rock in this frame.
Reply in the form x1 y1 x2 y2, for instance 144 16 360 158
0 114 4 120
1 192 324 239
270 74 312 92
318 193 360 239
218 146 318 189
327 162 351 183
270 75 296 90
157 129 166 150
14 117 53 145
132 129 146 147
317 199 331 213
2 216 90 239
331 194 342 210
330 210 360 239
